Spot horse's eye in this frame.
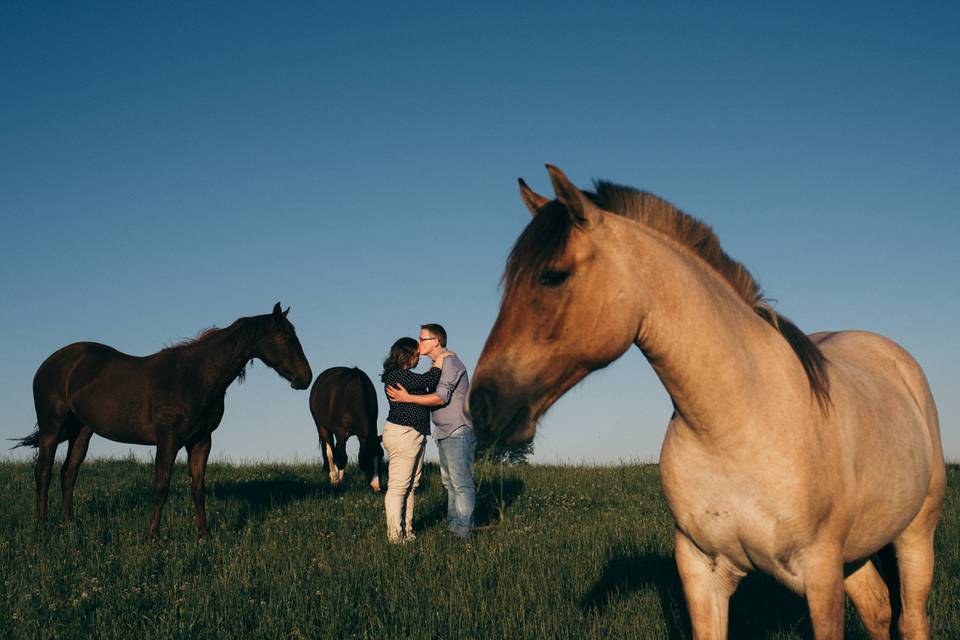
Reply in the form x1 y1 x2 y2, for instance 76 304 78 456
539 270 569 287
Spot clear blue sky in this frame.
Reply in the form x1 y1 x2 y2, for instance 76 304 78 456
2 2 958 465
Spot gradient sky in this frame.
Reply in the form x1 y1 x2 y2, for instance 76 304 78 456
2 2 958 466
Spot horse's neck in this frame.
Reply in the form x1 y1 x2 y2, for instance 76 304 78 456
629 229 807 438
189 321 259 391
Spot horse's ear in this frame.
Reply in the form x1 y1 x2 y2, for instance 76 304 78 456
545 164 590 225
283 306 290 318
518 178 549 216
272 302 283 318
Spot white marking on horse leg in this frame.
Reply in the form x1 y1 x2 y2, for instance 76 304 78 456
325 442 338 485
370 457 381 491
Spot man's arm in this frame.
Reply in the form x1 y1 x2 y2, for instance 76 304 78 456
433 356 465 405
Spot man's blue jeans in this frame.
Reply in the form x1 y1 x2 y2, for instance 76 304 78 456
436 425 476 538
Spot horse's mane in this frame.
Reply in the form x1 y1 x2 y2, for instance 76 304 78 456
162 318 270 383
165 327 222 350
504 180 830 409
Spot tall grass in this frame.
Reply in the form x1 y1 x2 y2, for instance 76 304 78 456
1 459 956 639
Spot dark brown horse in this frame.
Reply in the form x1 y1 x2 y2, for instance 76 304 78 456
15 302 312 538
309 366 383 491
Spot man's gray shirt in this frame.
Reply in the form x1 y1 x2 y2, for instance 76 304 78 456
431 355 472 439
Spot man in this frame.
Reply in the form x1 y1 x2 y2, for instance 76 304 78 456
386 323 475 539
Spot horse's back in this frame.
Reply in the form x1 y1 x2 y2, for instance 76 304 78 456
310 367 377 436
812 330 939 433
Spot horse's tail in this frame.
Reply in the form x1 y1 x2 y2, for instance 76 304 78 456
355 367 379 428
10 427 40 449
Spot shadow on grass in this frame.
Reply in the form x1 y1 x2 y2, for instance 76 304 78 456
211 471 330 526
581 553 690 640
412 473 524 534
52 469 330 535
580 551 839 639
474 476 524 527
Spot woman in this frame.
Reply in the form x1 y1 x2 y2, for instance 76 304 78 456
380 337 450 543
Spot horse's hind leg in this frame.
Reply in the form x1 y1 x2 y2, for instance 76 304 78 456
60 424 94 522
362 436 382 492
35 430 60 525
320 431 340 487
844 557 893 639
333 437 348 486
33 396 72 525
187 436 212 538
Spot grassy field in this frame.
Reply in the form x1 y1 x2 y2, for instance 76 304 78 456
0 458 956 639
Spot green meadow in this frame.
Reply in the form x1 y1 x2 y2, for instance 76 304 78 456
1 459 957 639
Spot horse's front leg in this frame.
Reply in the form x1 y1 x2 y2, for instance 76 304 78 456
675 530 744 639
148 434 180 539
187 436 212 539
803 544 846 639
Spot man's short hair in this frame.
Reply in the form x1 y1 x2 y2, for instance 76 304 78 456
421 323 447 348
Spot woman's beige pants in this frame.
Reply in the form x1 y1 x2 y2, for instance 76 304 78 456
382 421 427 542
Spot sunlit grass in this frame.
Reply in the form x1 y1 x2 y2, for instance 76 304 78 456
1 459 956 638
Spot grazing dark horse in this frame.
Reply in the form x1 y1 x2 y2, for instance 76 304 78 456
15 302 312 538
309 366 383 491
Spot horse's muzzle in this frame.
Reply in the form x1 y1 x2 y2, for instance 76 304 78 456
292 374 312 390
469 383 533 444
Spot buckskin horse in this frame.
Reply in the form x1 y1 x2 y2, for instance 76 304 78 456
469 166 945 639
309 366 383 491
16 302 312 538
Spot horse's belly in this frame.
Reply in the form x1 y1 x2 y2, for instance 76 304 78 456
70 392 159 445
840 417 933 558
841 466 930 560
93 428 158 446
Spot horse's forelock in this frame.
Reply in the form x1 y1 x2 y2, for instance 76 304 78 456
502 201 576 294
